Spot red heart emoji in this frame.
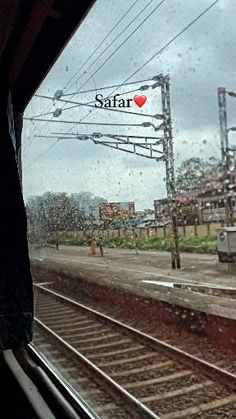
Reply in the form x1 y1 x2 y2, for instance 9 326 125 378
133 95 147 108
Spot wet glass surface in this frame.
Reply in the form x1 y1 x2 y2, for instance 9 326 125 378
23 1 236 417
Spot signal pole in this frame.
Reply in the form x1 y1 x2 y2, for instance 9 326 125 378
161 75 180 269
218 87 234 226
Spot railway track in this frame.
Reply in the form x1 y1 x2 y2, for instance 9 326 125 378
33 284 236 418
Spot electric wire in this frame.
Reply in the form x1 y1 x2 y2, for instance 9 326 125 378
48 0 221 136
29 0 139 139
24 117 150 127
62 0 221 136
113 0 220 93
26 0 162 146
27 90 160 119
73 0 165 95
59 0 160 113
61 76 156 97
25 0 220 167
71 0 155 89
64 0 140 91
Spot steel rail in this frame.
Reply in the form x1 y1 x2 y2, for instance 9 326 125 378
35 317 160 419
35 284 236 391
27 344 100 419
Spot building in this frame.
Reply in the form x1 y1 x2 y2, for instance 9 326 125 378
154 170 236 224
200 172 236 222
71 192 106 222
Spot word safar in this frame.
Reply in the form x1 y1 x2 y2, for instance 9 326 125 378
94 94 147 108
95 94 133 108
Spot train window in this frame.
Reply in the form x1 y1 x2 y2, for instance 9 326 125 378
23 1 236 417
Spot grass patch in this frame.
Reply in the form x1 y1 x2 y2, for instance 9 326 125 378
48 234 217 254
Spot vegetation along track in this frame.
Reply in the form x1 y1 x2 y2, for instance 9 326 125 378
34 284 236 418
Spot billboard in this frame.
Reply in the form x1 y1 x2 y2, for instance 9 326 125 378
99 202 135 221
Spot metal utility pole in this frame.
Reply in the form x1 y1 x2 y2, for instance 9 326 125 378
161 75 180 269
41 74 181 268
218 87 234 226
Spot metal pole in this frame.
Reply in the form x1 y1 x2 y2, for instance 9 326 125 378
218 88 234 226
161 75 181 269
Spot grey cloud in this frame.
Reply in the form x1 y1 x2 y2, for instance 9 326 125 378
23 0 235 206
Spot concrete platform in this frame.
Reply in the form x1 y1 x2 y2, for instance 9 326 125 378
141 279 236 296
30 245 236 321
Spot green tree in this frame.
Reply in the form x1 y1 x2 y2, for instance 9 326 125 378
176 156 222 193
178 205 199 225
26 191 106 242
176 158 206 192
205 156 223 175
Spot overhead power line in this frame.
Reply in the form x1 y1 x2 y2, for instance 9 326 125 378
24 113 55 152
59 0 219 127
29 91 162 120
24 107 97 169
26 0 219 167
24 117 158 129
32 77 157 118
28 0 163 144
74 0 165 94
33 87 147 117
32 78 157 118
71 0 220 125
73 0 156 88
24 139 61 170
57 0 221 142
64 0 140 91
30 1 141 136
60 0 161 113
51 132 163 140
61 76 157 97
109 0 220 95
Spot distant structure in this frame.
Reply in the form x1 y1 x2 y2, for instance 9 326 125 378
71 192 106 223
154 170 236 224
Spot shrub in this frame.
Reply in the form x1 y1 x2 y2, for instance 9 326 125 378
47 233 217 254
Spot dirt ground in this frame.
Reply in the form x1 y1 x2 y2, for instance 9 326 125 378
30 245 236 288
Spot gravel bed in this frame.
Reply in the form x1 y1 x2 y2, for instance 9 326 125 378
116 364 187 385
148 385 232 415
141 375 204 396
34 285 236 418
77 341 136 355
59 324 106 335
100 354 168 373
85 347 152 364
146 326 236 372
57 288 236 375
127 373 199 399
69 334 130 348
33 334 135 419
190 404 236 418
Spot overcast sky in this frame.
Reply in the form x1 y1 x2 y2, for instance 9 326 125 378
22 0 236 210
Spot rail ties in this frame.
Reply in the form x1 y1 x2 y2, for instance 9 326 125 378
33 284 236 418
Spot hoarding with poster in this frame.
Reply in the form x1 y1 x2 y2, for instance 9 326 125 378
99 202 135 220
